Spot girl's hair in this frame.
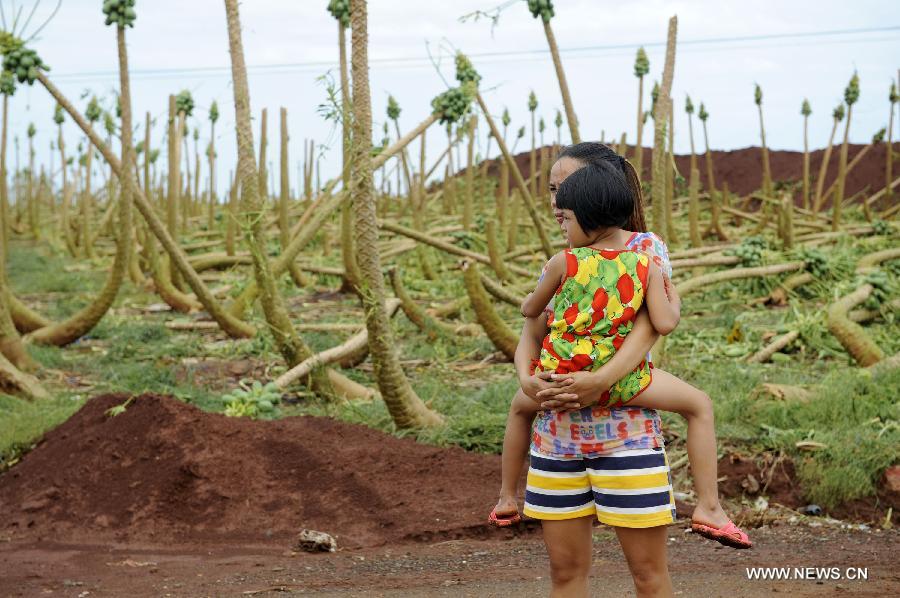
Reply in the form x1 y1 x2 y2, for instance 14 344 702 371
555 162 634 232
557 142 647 232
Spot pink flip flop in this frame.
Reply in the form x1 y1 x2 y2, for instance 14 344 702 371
691 519 753 549
488 507 522 528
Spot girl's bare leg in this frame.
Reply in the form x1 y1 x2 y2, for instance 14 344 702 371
624 368 730 528
495 388 542 516
615 525 674 598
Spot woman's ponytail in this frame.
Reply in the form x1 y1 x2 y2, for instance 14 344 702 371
621 158 647 233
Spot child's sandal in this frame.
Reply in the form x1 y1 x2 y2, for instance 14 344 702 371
691 519 753 549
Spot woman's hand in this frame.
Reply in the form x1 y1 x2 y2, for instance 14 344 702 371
519 371 559 402
536 370 613 411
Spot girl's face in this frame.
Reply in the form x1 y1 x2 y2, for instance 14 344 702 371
559 208 592 247
548 157 584 229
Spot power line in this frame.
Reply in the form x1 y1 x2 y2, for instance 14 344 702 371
49 24 900 82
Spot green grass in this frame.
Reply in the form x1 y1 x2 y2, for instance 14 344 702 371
0 393 85 471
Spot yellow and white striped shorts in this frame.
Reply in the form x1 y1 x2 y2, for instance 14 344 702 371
523 446 677 528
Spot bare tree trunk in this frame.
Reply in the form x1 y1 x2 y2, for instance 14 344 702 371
543 19 580 143
223 0 333 394
349 0 442 428
651 17 678 237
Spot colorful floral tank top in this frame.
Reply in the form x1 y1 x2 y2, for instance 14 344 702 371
534 246 651 400
531 231 672 458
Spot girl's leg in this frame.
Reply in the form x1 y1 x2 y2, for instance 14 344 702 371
614 525 673 598
495 389 541 516
624 368 729 528
541 516 594 598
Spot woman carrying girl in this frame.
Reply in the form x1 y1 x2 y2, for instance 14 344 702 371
489 143 751 597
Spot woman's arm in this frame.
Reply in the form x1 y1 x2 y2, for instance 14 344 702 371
536 308 660 409
644 261 681 335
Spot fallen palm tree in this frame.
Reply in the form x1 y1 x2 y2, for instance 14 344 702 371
461 261 518 360
677 261 803 297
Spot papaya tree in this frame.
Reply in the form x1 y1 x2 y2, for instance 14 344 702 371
633 47 649 174
27 0 136 347
754 83 773 196
327 0 360 292
833 72 859 230
206 100 218 230
527 90 537 198
527 0 579 143
801 98 811 210
347 0 442 428
812 103 844 214
886 82 898 201
651 17 677 237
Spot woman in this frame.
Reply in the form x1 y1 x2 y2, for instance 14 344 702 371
511 143 717 597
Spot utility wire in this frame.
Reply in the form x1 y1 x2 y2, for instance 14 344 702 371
49 25 900 82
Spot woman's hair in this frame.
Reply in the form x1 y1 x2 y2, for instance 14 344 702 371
557 142 647 232
555 162 634 232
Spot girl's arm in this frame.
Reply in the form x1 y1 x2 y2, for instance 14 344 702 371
644 261 680 335
521 252 566 318
516 312 557 401
535 309 660 408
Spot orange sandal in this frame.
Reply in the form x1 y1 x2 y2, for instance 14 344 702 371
488 507 521 527
691 519 753 549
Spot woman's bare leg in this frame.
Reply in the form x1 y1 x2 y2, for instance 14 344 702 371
624 368 730 528
542 516 594 598
615 525 674 597
495 389 542 516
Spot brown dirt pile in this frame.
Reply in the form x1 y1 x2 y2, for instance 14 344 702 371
0 393 505 548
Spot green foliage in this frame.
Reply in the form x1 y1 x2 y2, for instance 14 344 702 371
103 112 116 137
554 109 562 129
85 96 102 123
516 125 525 139
871 219 892 236
698 102 708 122
53 103 65 125
0 71 14 96
684 94 694 115
861 270 893 310
527 0 554 23
386 94 401 121
538 116 545 134
222 380 283 420
327 0 350 27
502 107 511 128
105 396 135 417
890 82 899 104
650 80 660 114
872 127 885 144
430 83 475 125
209 100 219 124
725 235 766 266
454 51 480 86
634 46 649 78
102 0 136 28
0 393 85 473
527 90 538 112
794 247 829 278
27 122 35 138
801 98 811 117
175 89 194 117
2 45 48 85
833 103 845 122
754 83 762 106
844 72 860 106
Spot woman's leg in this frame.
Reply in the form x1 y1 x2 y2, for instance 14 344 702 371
495 389 541 516
623 368 729 528
615 525 674 598
542 516 594 598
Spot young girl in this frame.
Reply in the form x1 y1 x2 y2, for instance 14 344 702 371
489 155 752 550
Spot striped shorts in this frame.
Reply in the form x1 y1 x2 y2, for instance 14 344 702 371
523 446 677 528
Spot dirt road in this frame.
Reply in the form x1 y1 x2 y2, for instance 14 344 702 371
2 523 896 597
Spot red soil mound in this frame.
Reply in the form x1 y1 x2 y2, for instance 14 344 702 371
2 394 894 550
0 394 508 548
483 142 897 211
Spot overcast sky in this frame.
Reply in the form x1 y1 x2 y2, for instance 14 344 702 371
6 0 900 196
